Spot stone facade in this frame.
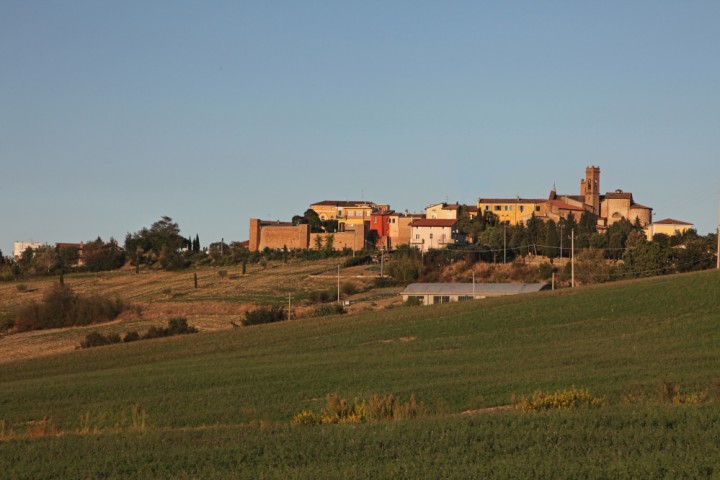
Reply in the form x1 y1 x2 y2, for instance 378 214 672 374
249 219 310 252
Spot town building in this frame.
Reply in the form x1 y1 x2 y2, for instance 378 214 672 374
477 166 654 230
409 219 464 252
13 241 43 260
644 218 694 240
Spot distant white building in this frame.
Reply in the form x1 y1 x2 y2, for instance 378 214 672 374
13 241 43 260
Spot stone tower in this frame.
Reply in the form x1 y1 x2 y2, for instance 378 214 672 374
580 166 601 215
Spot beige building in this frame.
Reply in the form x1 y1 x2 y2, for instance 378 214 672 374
644 218 694 240
425 203 478 220
387 212 424 249
409 219 464 252
309 200 366 222
600 190 652 228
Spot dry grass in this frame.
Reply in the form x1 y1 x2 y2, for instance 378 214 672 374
0 257 401 364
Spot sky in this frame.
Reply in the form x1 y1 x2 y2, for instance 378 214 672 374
2 1 719 256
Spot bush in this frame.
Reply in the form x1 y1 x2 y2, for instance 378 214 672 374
307 290 332 304
80 332 122 349
341 282 357 296
16 284 28 292
242 305 286 326
123 331 140 342
312 304 346 317
515 387 605 412
141 317 198 340
343 255 372 267
14 285 127 332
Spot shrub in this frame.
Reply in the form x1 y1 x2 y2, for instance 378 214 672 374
16 284 28 292
312 304 346 317
341 282 357 296
307 290 332 304
515 387 605 412
80 332 122 349
293 393 426 426
14 285 127 332
343 255 371 267
242 305 286 326
123 331 140 342
142 318 198 340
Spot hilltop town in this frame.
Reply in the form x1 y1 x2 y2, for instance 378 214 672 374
250 166 694 253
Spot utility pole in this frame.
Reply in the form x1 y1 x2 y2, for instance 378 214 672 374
571 228 575 288
380 245 384 278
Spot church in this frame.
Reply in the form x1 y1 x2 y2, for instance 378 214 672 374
477 166 653 230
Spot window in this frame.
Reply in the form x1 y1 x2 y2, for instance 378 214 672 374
415 234 420 240
535 206 541 212
373 217 377 223
429 233 433 239
494 205 501 211
458 295 473 301
433 296 450 304
485 206 490 211
519 206 525 212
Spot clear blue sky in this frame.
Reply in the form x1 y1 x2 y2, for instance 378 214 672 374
2 1 719 255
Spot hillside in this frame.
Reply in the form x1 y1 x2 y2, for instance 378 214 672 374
1 269 719 478
0 257 395 363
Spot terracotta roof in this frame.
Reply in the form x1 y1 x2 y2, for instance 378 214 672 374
311 200 373 207
547 200 585 211
478 198 545 204
409 219 457 228
630 203 652 210
653 218 693 226
604 192 633 200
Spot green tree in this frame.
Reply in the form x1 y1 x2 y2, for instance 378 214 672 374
543 220 559 260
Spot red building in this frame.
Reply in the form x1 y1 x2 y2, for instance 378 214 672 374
369 209 393 249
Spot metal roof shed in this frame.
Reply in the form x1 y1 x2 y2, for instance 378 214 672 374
401 282 550 305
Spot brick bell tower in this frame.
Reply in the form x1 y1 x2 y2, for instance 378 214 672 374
580 166 601 216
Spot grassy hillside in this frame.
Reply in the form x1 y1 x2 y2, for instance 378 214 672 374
1 269 720 478
0 257 390 363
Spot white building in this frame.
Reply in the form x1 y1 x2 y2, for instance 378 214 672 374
13 241 43 260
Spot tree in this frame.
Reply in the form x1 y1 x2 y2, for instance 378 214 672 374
124 216 186 269
193 234 201 253
543 220 559 260
83 237 125 272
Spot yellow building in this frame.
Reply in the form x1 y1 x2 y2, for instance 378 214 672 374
644 218 694 240
338 203 389 231
425 203 478 220
309 200 366 222
477 197 547 225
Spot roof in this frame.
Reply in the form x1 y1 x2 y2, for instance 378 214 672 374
547 200 585 211
653 218 693 226
401 283 550 296
478 198 546 204
311 200 373 207
630 203 652 210
603 192 633 200
409 219 457 228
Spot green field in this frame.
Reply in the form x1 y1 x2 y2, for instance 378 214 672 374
1 270 720 478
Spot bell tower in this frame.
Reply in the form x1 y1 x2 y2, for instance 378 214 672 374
580 166 601 215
